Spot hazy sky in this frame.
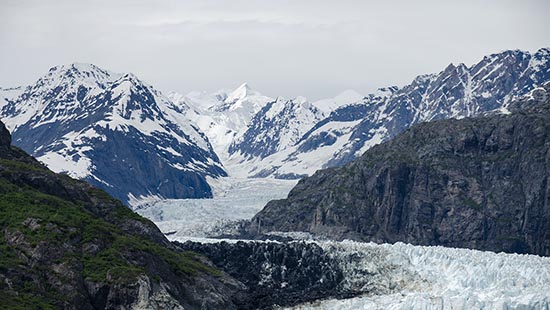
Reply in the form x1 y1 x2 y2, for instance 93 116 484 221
1 0 548 100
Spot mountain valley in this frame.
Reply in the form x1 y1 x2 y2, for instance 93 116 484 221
2 48 550 309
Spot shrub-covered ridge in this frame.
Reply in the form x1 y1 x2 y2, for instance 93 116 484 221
0 121 242 310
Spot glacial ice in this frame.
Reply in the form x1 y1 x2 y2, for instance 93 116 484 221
135 177 297 238
286 241 550 310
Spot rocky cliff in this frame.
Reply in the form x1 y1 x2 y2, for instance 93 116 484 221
250 85 550 256
0 120 244 309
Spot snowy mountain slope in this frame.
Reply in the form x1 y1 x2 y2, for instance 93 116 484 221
169 85 327 177
249 48 550 178
3 48 548 202
1 63 226 205
228 96 325 161
326 48 550 168
229 87 396 178
285 241 550 310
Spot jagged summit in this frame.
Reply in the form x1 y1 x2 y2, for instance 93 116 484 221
292 96 309 106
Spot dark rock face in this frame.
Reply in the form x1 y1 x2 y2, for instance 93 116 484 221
178 241 357 309
0 121 10 147
79 126 217 203
0 123 243 309
251 88 550 256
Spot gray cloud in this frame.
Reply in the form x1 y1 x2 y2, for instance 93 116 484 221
0 0 548 99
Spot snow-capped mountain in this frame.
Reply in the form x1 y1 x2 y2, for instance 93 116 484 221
227 96 325 177
247 48 550 178
3 48 548 203
1 63 226 205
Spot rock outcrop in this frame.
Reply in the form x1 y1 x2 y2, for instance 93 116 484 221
250 85 550 256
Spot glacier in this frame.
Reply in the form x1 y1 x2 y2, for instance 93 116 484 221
136 176 550 310
283 241 550 310
135 177 297 238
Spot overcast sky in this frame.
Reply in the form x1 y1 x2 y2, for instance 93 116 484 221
1 0 548 100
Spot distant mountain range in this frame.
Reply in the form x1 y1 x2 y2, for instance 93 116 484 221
1 48 548 205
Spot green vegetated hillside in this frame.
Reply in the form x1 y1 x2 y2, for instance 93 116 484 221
0 122 243 310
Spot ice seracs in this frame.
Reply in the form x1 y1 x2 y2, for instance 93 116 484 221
284 241 550 310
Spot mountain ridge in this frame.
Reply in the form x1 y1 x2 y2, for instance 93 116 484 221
2 48 549 205
246 47 550 178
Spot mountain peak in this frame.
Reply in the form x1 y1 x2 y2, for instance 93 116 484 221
312 90 363 113
113 72 145 88
333 89 363 103
48 62 112 77
237 82 250 90
225 82 258 103
43 62 121 89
